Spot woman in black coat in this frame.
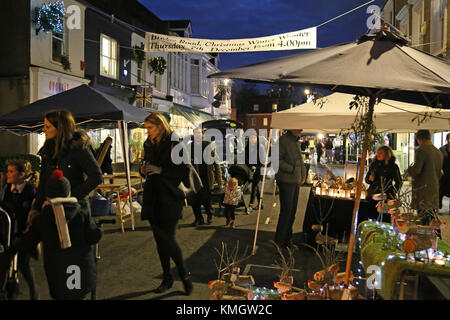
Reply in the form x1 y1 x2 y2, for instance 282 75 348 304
29 110 103 222
365 145 402 200
140 113 192 295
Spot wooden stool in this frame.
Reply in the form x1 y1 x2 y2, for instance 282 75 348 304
95 183 135 233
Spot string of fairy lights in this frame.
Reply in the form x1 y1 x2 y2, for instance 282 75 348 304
34 1 66 35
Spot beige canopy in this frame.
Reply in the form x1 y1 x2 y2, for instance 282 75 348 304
271 92 450 133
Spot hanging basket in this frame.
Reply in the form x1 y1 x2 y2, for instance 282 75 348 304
33 1 66 35
131 43 146 66
148 57 167 75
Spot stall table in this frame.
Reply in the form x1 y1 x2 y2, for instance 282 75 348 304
302 188 380 244
358 221 450 300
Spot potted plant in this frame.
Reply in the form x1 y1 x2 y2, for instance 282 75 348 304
60 55 71 71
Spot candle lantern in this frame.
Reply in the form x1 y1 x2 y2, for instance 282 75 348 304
315 187 321 195
345 190 351 199
361 190 366 199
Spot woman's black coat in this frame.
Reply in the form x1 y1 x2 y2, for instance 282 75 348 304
141 134 189 225
33 130 103 211
13 201 102 300
365 157 402 198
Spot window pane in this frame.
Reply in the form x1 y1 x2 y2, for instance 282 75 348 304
52 37 63 61
102 37 110 57
191 65 199 94
111 40 117 59
111 59 116 77
102 57 109 74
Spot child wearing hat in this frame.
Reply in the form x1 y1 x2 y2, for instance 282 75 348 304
223 178 242 228
2 169 102 300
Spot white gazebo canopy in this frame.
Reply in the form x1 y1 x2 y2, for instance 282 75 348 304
271 92 450 133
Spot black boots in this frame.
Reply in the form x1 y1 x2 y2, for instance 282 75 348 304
181 273 193 296
154 275 174 293
155 273 192 295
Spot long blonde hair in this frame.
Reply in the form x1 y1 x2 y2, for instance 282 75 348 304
144 112 172 143
45 110 76 158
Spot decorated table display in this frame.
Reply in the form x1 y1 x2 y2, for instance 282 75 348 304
358 220 450 300
310 173 368 200
209 241 362 300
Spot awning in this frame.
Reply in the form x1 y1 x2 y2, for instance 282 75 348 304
171 103 216 128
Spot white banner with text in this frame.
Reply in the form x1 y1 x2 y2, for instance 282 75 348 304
145 27 317 53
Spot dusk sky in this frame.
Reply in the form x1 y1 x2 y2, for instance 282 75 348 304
139 0 386 71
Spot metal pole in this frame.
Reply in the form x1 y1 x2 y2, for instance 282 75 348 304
252 128 273 255
118 120 135 231
344 96 375 285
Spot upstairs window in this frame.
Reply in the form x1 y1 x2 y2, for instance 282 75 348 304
191 59 200 95
51 20 66 63
100 34 118 79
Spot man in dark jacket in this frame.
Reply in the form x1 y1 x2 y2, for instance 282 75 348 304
189 127 223 225
2 170 102 300
274 130 306 250
407 130 443 224
97 137 113 175
245 134 266 209
325 138 333 163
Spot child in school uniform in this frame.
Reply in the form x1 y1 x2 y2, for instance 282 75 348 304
223 178 242 228
1 160 38 300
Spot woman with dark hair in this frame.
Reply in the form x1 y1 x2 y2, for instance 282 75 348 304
365 145 402 200
140 112 192 295
29 110 102 223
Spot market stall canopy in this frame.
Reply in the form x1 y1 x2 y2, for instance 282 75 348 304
271 92 450 133
171 103 216 128
210 31 450 108
0 84 150 134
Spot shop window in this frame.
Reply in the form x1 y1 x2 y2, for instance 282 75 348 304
100 34 118 79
